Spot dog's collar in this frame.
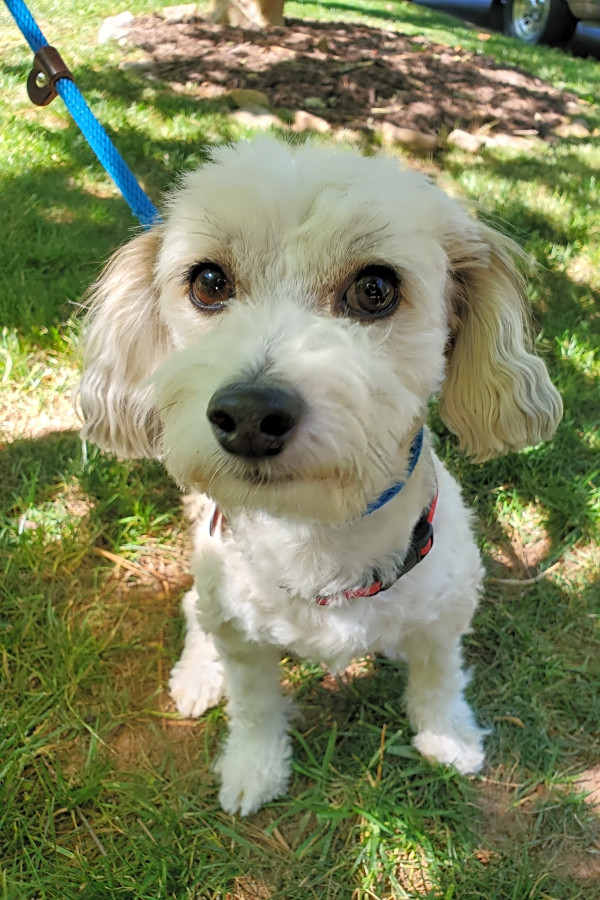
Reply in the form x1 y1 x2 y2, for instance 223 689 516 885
315 490 438 606
363 427 424 517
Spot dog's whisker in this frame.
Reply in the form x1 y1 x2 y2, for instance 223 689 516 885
158 442 178 468
365 441 394 481
153 399 185 418
346 452 369 507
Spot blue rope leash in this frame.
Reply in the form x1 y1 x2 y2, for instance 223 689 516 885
3 0 160 228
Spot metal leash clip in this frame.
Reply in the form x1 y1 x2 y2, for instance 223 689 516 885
27 45 73 106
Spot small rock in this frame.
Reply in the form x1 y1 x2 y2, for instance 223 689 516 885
447 129 485 152
448 129 540 153
98 11 134 45
196 84 228 99
554 119 591 139
230 107 283 130
334 127 364 144
483 132 539 151
378 122 437 152
224 88 272 109
291 110 331 134
161 3 198 23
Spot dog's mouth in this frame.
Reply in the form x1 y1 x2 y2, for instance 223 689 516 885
194 459 352 490
238 465 297 487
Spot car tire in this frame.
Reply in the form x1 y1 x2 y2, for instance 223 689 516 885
503 0 577 44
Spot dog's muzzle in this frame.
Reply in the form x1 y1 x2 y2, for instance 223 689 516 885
207 380 305 459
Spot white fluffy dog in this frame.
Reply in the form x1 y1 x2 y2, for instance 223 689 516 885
79 139 562 815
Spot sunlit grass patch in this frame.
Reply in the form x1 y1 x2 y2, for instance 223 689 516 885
0 326 80 444
559 328 600 380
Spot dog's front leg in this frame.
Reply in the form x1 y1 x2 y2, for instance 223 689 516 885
169 588 227 718
213 623 291 816
402 626 487 775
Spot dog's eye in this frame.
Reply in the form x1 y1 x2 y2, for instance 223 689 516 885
189 263 233 311
343 266 399 318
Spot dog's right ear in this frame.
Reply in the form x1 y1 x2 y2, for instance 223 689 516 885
77 227 172 459
438 220 562 461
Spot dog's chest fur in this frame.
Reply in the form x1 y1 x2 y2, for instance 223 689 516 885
193 455 483 673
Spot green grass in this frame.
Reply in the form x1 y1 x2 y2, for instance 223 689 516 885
1 0 599 897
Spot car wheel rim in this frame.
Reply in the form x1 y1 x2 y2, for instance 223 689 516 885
511 0 551 40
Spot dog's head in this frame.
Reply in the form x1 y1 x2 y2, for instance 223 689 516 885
79 139 562 522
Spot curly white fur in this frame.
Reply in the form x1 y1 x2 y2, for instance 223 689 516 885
79 139 562 815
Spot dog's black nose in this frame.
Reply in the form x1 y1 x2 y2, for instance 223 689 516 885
207 381 304 458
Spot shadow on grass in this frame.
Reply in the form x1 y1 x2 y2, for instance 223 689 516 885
0 163 140 338
0 429 181 555
0 59 243 336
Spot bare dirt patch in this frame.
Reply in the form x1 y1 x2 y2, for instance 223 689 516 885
478 775 600 887
577 765 600 811
124 14 582 141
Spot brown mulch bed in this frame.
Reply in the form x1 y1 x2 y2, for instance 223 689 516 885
124 14 580 140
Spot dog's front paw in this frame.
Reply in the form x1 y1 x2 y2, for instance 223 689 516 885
412 727 486 775
169 656 225 718
216 732 292 816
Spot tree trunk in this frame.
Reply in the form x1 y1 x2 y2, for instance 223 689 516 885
209 0 285 28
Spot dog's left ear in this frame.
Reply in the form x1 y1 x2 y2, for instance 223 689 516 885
438 218 562 462
77 227 172 459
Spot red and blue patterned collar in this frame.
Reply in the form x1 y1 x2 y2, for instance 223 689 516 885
315 490 437 606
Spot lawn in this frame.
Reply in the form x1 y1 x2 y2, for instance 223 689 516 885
0 0 599 898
